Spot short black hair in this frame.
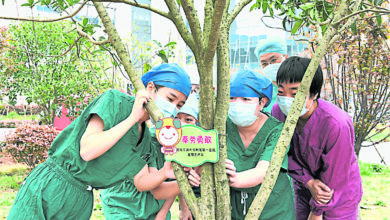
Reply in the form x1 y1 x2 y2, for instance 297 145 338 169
276 56 323 98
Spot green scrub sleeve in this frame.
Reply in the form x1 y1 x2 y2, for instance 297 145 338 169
85 91 117 130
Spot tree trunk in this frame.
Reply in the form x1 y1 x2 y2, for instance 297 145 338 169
214 17 231 220
354 137 364 159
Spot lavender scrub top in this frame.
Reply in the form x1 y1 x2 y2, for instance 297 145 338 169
272 99 363 216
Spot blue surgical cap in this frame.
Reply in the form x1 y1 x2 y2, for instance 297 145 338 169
255 37 287 59
141 63 191 98
230 70 273 107
178 94 199 119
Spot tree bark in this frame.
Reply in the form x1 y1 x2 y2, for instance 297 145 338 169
214 21 231 219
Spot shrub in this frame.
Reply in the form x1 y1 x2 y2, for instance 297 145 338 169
1 124 59 168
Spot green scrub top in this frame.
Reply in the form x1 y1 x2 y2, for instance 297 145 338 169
49 89 154 189
263 83 278 113
100 131 170 220
226 115 295 220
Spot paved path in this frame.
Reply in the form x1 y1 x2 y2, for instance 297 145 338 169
359 142 390 165
0 128 17 142
0 128 388 165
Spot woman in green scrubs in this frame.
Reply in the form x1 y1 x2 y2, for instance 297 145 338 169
225 69 295 220
101 94 200 220
7 63 191 220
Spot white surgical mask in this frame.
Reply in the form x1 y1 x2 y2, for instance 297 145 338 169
263 63 281 82
276 95 314 117
228 102 259 127
150 92 179 125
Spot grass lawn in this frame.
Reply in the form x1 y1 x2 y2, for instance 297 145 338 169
0 113 38 121
369 125 390 143
0 161 388 219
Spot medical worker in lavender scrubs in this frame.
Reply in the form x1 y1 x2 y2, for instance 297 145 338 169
272 56 363 220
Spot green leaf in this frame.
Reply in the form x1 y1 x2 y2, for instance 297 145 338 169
299 2 315 11
321 24 327 35
21 3 32 6
83 18 88 26
282 16 287 30
375 12 382 26
2 0 5 5
351 20 357 35
250 1 260 11
144 63 152 73
262 1 268 14
269 7 274 17
310 8 315 18
176 0 181 7
158 50 168 63
164 41 177 47
374 0 383 5
291 19 303 34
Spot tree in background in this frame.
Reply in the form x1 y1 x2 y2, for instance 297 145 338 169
324 18 390 157
2 20 117 124
0 26 18 103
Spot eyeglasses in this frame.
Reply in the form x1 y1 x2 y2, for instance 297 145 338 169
191 87 200 94
260 56 285 68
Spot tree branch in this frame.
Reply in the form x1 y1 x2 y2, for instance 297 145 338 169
260 15 289 31
0 1 88 22
202 0 214 45
94 0 171 20
203 0 226 64
164 0 197 53
76 28 110 45
227 0 253 26
181 0 203 48
335 8 390 24
329 0 363 45
12 36 83 57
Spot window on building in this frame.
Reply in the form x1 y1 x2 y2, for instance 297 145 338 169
131 0 151 42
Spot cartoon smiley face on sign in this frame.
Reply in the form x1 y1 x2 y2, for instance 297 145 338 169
155 117 182 155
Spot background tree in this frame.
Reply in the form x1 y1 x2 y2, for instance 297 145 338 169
0 26 18 104
324 18 389 157
2 20 117 124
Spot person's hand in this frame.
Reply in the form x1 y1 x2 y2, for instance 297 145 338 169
306 179 334 204
179 207 193 220
188 169 201 187
307 212 322 220
225 159 240 187
163 161 176 179
130 89 150 122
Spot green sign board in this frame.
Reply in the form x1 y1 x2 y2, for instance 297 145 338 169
164 125 219 167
